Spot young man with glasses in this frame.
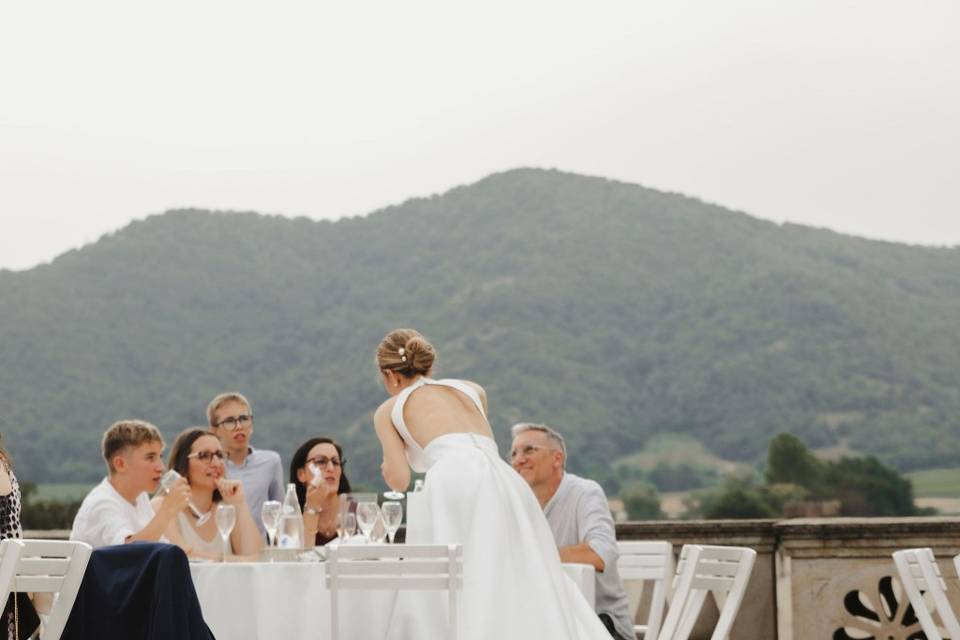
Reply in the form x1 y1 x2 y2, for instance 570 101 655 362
208 392 284 540
510 422 633 640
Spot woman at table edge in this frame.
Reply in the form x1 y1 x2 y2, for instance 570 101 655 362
152 427 261 560
290 436 352 545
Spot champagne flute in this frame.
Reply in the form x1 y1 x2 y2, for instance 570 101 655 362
343 513 356 539
159 469 211 525
381 501 402 543
356 502 379 542
260 500 282 548
216 504 237 562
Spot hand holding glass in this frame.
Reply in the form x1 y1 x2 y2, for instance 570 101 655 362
215 504 237 562
159 469 211 525
260 500 282 548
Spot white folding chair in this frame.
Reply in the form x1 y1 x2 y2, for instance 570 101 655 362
617 540 673 639
0 539 24 609
14 539 92 640
655 544 756 640
326 543 463 640
893 547 960 640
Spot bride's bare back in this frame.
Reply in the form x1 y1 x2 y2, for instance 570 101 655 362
400 381 493 450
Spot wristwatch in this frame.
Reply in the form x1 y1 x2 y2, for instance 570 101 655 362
305 507 321 516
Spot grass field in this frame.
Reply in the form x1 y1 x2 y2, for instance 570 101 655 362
906 468 960 498
612 433 749 476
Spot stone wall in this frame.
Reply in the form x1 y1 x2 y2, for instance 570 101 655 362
616 517 960 640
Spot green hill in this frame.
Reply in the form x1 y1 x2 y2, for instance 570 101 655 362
2 168 959 490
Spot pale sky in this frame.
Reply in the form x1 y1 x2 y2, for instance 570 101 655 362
1 1 958 271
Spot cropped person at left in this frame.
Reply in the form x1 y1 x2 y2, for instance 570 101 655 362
208 392 284 540
510 422 634 640
71 419 190 548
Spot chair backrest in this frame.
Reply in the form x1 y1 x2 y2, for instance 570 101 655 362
617 540 673 639
655 544 756 640
0 539 24 610
14 539 92 640
893 548 960 640
326 543 463 640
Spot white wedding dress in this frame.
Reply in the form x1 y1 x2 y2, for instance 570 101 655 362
385 377 610 640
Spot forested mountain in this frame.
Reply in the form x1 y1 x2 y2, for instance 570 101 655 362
2 168 959 489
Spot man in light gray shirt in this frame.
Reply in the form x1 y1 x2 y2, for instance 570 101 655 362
511 422 633 640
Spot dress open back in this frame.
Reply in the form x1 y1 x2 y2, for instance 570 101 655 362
386 378 610 640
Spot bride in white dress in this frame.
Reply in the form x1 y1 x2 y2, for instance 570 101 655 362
373 329 611 640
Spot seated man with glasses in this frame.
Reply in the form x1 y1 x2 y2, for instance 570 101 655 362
208 392 284 541
510 423 633 640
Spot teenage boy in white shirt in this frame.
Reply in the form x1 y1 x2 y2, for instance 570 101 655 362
71 419 191 548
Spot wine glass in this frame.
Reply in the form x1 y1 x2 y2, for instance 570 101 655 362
381 501 402 543
215 504 237 562
260 500 282 548
159 469 211 525
342 513 356 540
356 502 380 542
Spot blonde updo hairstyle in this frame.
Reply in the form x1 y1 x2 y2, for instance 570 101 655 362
377 329 436 379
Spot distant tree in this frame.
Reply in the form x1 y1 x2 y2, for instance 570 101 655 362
825 456 917 517
620 483 664 520
648 462 705 492
765 433 824 491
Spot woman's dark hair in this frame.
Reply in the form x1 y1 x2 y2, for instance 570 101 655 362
289 437 351 509
168 428 223 502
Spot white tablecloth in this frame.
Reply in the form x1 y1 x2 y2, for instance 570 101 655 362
190 558 595 640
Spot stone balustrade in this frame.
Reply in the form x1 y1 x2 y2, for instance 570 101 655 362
617 517 960 639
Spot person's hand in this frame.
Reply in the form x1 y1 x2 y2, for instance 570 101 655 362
305 481 334 511
216 478 244 505
161 478 191 515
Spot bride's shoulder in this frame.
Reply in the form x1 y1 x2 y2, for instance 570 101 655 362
374 396 398 421
456 379 486 397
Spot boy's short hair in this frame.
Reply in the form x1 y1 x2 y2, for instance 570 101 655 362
207 392 252 428
102 419 164 474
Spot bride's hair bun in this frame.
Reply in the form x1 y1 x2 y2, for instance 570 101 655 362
377 329 436 377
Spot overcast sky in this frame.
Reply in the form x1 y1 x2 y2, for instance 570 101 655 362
1 1 957 271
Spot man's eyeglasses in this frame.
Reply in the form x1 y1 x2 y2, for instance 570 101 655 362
215 414 253 430
307 456 344 469
509 444 544 460
188 450 226 463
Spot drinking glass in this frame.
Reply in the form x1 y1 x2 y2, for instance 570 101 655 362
215 504 237 562
356 502 380 542
159 469 211 525
381 501 402 543
369 513 387 543
260 500 282 548
342 513 357 539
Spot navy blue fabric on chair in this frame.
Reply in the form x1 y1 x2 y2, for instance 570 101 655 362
61 542 215 640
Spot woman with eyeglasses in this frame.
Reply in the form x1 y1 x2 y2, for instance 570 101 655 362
153 428 261 559
289 437 352 545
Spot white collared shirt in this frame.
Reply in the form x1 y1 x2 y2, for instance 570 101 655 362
70 477 158 548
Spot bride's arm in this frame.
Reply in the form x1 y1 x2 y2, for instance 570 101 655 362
374 403 412 492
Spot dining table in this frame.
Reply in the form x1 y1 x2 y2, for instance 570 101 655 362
190 553 595 640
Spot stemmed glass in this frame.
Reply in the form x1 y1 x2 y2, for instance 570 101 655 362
260 500 282 549
159 469 211 525
339 513 356 541
355 502 380 543
381 501 402 543
216 504 237 562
